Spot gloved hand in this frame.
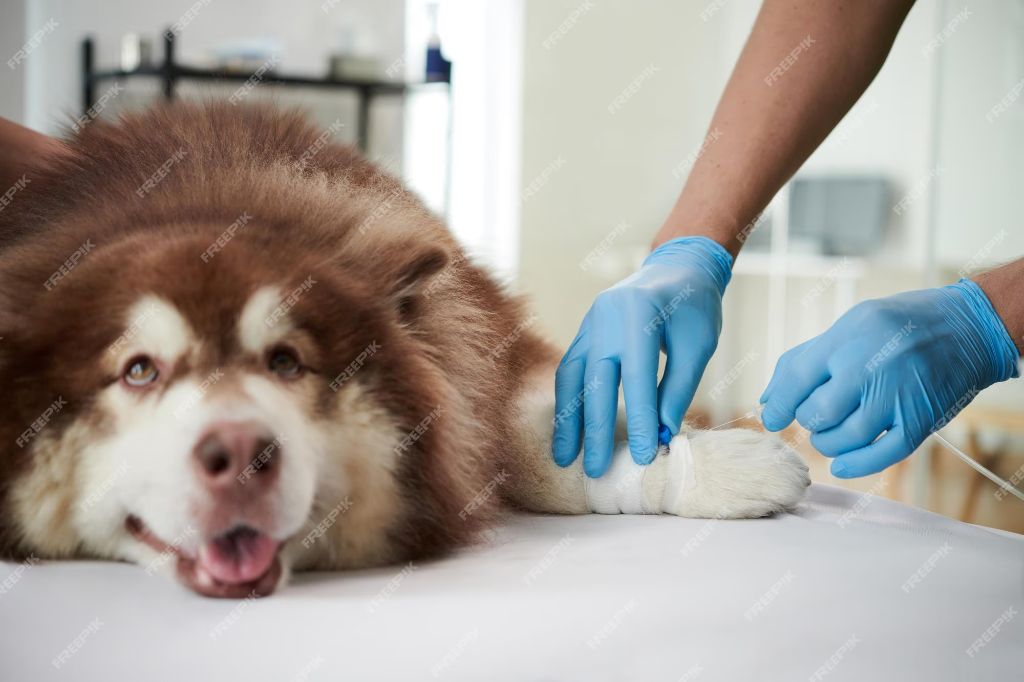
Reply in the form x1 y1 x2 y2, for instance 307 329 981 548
552 236 733 477
760 279 1020 478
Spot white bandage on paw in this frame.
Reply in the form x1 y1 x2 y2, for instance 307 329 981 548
662 434 696 514
583 434 696 514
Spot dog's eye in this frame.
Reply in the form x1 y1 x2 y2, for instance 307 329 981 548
124 356 159 387
268 347 302 379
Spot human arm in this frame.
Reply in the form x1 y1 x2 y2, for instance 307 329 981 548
553 0 917 477
654 0 917 257
759 261 1022 478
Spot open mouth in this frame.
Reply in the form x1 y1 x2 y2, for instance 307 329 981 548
126 515 283 598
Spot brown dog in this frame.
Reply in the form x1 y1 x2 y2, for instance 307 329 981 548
0 103 808 598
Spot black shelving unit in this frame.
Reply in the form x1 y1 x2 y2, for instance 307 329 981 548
81 30 450 152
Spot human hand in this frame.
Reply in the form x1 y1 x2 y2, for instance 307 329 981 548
552 236 733 477
760 279 1020 477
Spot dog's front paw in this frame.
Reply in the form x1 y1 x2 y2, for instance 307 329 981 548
667 427 810 519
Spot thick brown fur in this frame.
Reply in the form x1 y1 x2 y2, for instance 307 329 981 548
0 102 556 564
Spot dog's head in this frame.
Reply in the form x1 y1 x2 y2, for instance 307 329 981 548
0 215 467 597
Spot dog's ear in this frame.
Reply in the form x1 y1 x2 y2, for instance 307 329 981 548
390 246 449 322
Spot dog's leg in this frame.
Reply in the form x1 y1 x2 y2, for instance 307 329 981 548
504 368 810 519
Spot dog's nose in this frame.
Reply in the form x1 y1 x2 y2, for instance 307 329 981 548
192 421 281 487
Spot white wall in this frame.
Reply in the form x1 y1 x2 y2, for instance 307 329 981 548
515 0 1018 420
1 0 29 123
21 0 406 134
518 0 735 347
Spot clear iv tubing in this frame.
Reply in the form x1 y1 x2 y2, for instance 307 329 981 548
697 404 1024 502
931 433 1024 503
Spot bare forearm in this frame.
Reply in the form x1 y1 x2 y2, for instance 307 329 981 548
975 259 1024 354
654 0 916 257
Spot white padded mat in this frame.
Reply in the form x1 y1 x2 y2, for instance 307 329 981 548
1 484 1021 681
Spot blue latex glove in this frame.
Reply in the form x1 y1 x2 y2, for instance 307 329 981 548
760 279 1020 478
552 236 733 477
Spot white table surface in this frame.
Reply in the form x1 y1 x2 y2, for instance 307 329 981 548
1 484 1022 681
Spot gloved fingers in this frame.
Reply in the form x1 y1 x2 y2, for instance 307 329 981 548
760 338 816 404
582 358 621 478
657 337 713 439
794 378 861 433
552 348 587 466
829 424 913 478
810 406 892 458
760 339 830 432
621 332 660 465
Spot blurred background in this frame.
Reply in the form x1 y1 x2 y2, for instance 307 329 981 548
2 0 1022 532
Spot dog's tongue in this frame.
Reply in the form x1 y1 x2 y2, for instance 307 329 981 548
198 527 277 584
